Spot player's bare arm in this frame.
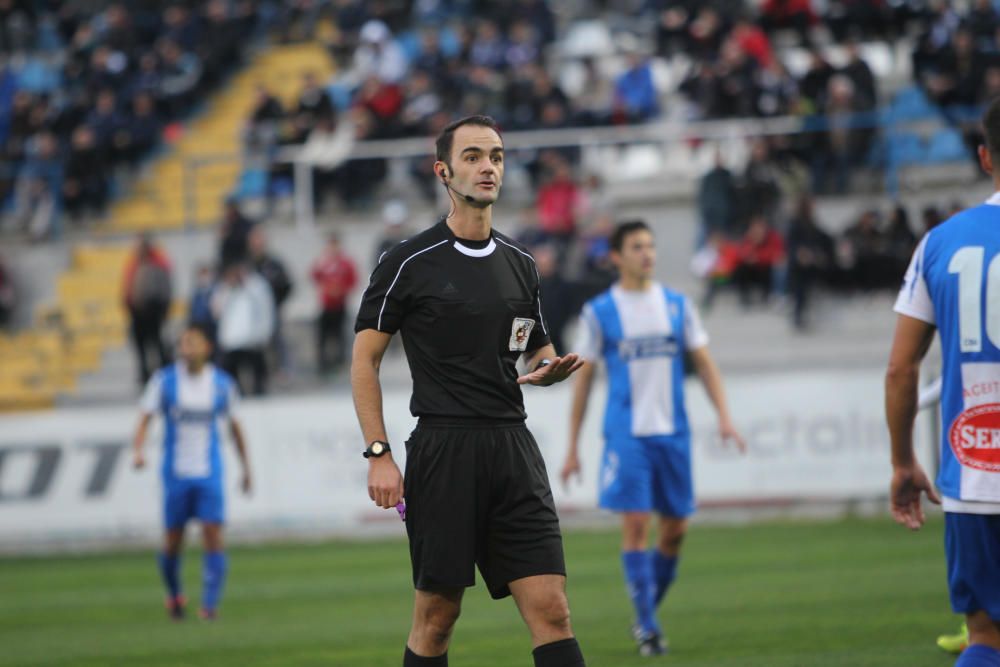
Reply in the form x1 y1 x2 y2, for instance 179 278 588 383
351 328 403 509
229 418 252 495
518 344 585 386
132 413 153 469
561 360 596 489
689 346 746 452
885 314 941 530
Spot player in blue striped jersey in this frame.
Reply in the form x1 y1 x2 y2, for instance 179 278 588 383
561 220 745 655
888 99 1000 667
132 322 252 621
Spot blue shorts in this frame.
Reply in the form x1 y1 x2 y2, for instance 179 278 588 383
598 435 695 518
163 479 224 530
945 512 1000 621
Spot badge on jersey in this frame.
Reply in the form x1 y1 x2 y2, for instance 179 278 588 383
509 317 535 351
949 403 1000 472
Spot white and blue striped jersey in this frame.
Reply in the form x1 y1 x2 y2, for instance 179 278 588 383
576 283 709 439
895 192 1000 512
140 363 239 484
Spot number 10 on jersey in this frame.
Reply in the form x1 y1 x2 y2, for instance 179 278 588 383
949 246 1000 352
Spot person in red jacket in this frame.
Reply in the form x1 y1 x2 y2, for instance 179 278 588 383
734 215 785 306
122 233 173 385
536 157 581 245
311 234 358 374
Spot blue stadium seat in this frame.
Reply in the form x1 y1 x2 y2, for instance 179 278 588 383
14 58 60 93
888 85 939 122
926 128 968 164
887 131 926 166
233 168 268 199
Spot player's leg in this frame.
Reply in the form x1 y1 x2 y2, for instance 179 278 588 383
405 587 464 665
947 513 1000 666
653 516 688 607
195 483 227 619
649 435 696 610
509 574 585 667
160 483 192 619
956 612 1000 666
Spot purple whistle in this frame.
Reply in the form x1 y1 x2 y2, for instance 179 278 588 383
395 502 406 521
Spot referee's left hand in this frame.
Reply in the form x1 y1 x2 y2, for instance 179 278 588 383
517 354 585 386
368 457 404 509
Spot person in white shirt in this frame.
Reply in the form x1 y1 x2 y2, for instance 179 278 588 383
212 261 275 395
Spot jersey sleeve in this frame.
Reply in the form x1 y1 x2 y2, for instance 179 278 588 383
527 272 552 353
574 303 603 362
893 234 935 324
683 297 710 350
354 252 409 334
138 371 163 415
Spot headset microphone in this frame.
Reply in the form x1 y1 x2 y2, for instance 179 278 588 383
441 174 476 204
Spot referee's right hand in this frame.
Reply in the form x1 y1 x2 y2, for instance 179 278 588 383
368 456 404 509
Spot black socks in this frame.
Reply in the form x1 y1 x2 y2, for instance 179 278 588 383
532 637 585 667
403 646 447 666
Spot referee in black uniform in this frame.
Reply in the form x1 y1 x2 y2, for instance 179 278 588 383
352 115 587 667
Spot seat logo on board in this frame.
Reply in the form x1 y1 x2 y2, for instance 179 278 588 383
949 403 1000 472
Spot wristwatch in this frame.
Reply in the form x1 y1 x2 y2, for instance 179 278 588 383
363 440 391 459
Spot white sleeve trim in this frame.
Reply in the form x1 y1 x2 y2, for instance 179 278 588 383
684 297 710 350
893 234 935 324
495 237 548 335
377 240 449 330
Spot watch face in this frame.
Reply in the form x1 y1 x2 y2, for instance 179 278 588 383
371 442 385 456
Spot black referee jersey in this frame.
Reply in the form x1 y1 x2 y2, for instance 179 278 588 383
354 219 551 421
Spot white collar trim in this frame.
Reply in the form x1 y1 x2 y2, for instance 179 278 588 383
986 192 1000 206
453 239 496 257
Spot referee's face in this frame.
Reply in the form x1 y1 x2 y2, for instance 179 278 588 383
440 125 504 207
612 229 656 281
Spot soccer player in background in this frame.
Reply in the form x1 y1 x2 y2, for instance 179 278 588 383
353 115 587 667
887 98 1000 667
132 322 252 621
560 220 745 655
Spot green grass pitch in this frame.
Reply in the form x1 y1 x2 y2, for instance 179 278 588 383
0 516 957 666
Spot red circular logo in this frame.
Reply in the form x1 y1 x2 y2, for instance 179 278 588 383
949 403 1000 472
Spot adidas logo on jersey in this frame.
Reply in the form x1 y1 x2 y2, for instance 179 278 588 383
442 282 459 295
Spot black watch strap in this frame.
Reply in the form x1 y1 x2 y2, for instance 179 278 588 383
363 440 391 459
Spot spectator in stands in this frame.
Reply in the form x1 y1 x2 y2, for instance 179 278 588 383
248 226 293 376
759 0 815 46
655 2 695 57
346 19 408 86
311 234 357 375
12 131 62 240
614 39 660 122
212 260 275 396
841 41 877 110
535 244 574 354
123 233 173 386
296 70 335 125
886 204 917 280
399 69 441 135
754 59 798 117
122 92 162 168
506 21 540 70
740 139 782 224
62 125 108 221
218 199 257 266
0 253 14 329
412 28 449 88
536 156 581 247
694 230 743 310
244 84 284 159
470 20 507 70
840 208 892 290
811 76 872 194
374 199 410 266
734 214 785 305
698 149 736 247
188 263 217 343
354 75 404 136
785 196 834 330
327 107 388 208
827 0 892 41
798 49 835 111
86 89 125 165
571 57 614 126
157 39 203 117
709 39 758 118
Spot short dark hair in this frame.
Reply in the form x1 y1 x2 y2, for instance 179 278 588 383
435 115 502 169
185 321 215 344
610 219 652 252
984 98 1000 160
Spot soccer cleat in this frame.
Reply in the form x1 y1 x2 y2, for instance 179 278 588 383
936 622 968 654
165 595 186 621
198 607 218 621
637 631 667 657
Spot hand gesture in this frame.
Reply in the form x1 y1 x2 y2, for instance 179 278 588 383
517 354 585 386
368 457 404 509
720 418 747 453
890 464 941 530
561 450 582 490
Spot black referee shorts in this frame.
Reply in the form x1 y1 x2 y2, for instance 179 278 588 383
403 419 566 600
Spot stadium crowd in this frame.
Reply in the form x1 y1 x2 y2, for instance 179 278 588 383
1 1 258 239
